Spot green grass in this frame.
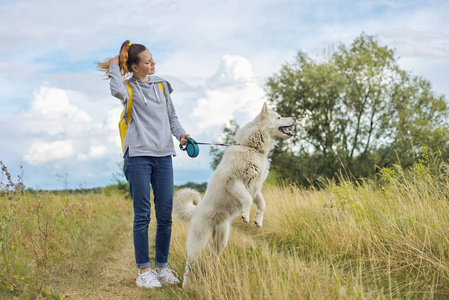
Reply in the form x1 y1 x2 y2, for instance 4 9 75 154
1 160 449 299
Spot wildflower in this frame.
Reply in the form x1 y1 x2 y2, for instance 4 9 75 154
64 208 69 212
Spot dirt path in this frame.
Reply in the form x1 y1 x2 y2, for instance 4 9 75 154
58 221 139 299
60 221 185 300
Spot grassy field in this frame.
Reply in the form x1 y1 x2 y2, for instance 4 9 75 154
1 160 449 299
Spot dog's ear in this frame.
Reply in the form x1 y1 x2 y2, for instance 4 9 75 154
260 102 269 117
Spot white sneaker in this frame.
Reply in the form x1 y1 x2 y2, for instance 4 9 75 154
156 268 181 285
136 270 162 288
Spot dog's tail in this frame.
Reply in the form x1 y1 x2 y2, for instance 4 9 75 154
173 188 202 223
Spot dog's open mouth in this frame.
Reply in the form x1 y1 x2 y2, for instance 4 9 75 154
278 125 294 136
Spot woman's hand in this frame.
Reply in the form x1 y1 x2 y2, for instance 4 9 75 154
180 133 190 145
108 56 119 66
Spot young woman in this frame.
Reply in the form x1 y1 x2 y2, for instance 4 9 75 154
98 40 189 288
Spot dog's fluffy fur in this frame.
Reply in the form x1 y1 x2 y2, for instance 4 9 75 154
173 103 295 287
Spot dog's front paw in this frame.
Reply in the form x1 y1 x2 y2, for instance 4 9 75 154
241 211 250 223
254 211 264 228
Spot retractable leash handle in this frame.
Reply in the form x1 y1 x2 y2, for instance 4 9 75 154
179 137 200 158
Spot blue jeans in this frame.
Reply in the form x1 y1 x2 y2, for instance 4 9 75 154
124 151 174 269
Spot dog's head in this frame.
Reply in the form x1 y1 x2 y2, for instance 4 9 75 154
258 103 296 140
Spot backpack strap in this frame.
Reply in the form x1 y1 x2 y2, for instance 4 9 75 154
158 82 166 99
125 82 133 125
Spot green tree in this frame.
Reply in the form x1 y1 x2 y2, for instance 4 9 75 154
209 120 240 170
175 181 208 193
265 33 448 185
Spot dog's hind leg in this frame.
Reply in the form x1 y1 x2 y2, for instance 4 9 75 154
253 191 265 227
228 181 253 223
211 221 231 258
183 219 211 288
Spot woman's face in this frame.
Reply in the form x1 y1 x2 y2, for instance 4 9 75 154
133 49 156 75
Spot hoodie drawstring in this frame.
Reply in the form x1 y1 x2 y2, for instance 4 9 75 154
136 82 148 106
153 84 161 103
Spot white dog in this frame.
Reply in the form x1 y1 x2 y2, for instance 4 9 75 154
173 103 296 287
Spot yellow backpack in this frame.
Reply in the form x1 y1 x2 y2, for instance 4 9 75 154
118 81 165 153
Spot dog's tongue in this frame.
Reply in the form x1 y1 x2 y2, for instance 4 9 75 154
279 126 292 135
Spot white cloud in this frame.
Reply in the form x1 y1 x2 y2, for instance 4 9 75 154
359 0 420 7
78 145 107 161
24 140 75 165
206 55 256 87
105 108 123 131
23 86 92 136
14 85 113 151
16 84 120 170
191 55 266 133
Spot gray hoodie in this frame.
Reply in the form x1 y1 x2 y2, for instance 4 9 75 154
109 63 185 157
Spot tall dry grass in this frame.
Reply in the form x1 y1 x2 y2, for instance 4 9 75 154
1 158 449 299
0 163 133 298
171 162 449 299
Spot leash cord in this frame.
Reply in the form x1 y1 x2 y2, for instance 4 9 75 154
193 142 239 147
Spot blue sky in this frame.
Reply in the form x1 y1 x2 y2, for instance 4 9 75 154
0 0 448 190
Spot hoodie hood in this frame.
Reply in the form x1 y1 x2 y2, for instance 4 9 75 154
128 75 174 94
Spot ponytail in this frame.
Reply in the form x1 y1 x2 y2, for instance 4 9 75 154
96 40 147 80
118 40 132 77
96 59 110 78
